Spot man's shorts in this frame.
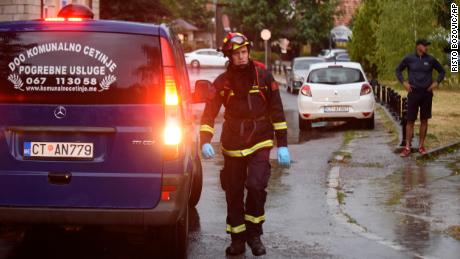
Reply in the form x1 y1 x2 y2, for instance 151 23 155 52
406 88 433 122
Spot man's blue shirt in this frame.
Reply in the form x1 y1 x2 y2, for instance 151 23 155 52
395 52 445 89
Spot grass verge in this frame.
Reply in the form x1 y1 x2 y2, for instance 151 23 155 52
446 225 460 241
376 106 399 146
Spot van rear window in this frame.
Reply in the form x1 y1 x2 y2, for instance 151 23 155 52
0 32 163 104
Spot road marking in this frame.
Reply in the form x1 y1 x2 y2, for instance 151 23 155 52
326 165 436 259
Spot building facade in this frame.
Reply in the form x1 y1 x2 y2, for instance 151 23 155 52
335 0 361 26
0 0 99 21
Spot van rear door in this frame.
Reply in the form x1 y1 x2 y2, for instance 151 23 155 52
0 31 165 209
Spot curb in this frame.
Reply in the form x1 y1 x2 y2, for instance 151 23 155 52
416 140 460 160
377 103 460 160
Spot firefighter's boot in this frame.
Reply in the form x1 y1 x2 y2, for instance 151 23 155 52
247 236 266 256
225 239 246 255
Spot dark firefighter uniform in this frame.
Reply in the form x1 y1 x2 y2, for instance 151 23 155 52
200 60 287 241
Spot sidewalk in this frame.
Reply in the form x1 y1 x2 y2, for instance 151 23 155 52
273 73 287 86
331 109 460 258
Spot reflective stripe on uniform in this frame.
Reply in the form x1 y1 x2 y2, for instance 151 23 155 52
222 139 273 157
244 214 266 224
226 224 246 233
273 121 287 130
249 89 260 93
200 124 215 134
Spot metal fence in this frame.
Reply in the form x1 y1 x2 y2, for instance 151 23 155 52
370 80 408 147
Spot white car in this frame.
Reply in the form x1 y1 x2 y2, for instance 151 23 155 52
318 48 347 61
297 62 375 130
286 57 325 94
184 48 229 68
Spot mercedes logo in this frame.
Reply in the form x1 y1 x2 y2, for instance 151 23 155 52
54 106 67 119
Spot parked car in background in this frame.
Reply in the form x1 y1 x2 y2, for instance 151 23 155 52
185 48 229 68
318 48 347 61
297 62 375 130
335 53 350 62
0 4 205 258
286 57 325 94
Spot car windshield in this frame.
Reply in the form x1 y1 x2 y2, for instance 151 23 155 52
320 50 330 56
0 31 163 104
293 60 323 70
307 67 365 84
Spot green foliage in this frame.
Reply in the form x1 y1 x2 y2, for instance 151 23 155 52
293 0 340 45
251 50 280 63
163 0 213 30
100 0 212 30
100 0 171 23
226 0 338 52
373 0 443 79
226 0 292 45
348 0 380 78
350 0 450 80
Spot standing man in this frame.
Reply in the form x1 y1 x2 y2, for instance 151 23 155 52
200 32 291 256
395 38 445 157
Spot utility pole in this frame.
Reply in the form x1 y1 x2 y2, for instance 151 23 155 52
215 1 231 49
216 1 224 48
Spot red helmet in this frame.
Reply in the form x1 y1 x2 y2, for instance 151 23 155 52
221 32 250 57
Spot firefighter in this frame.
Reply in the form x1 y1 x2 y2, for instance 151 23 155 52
200 32 291 256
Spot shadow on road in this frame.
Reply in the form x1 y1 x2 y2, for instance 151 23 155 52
2 208 202 259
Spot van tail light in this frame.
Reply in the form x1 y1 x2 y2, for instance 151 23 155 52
161 185 177 201
161 37 182 159
44 17 83 22
360 83 372 96
44 17 66 22
67 17 83 22
300 85 312 97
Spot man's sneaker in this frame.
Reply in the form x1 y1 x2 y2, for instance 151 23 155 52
418 146 427 155
225 239 246 255
400 147 411 157
247 236 266 256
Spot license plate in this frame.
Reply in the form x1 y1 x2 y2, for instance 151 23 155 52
23 142 94 159
324 106 349 113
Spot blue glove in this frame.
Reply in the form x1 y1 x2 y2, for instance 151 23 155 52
277 147 291 168
202 143 215 159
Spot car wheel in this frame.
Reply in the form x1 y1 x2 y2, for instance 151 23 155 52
189 155 203 207
161 206 189 259
191 60 200 68
287 85 291 93
363 114 375 129
298 114 312 130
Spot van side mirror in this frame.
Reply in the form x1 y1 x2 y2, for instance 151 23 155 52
192 80 212 103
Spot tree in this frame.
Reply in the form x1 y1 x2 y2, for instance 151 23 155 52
100 0 172 23
225 0 292 47
373 0 444 79
348 0 381 78
165 0 213 31
349 0 448 80
225 0 338 54
100 0 212 31
292 0 340 54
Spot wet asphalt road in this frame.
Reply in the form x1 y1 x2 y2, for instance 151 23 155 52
1 68 459 258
